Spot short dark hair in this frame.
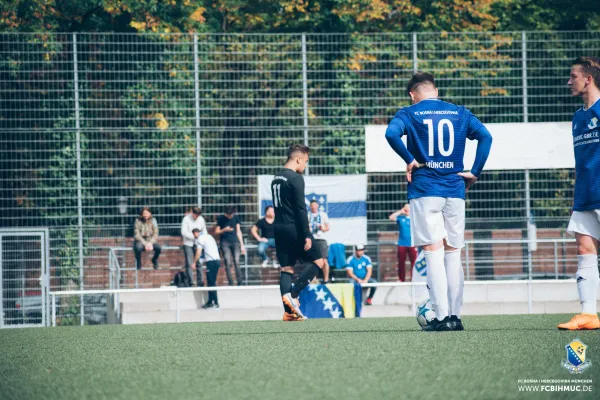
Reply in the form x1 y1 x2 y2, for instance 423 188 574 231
191 206 201 216
287 144 310 161
310 199 318 204
573 56 600 89
225 206 237 215
406 72 436 95
192 228 200 234
264 205 273 213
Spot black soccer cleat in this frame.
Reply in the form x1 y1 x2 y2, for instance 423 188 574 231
449 315 464 331
422 317 453 332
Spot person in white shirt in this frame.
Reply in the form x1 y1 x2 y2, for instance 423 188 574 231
308 200 331 282
181 207 207 286
192 228 221 308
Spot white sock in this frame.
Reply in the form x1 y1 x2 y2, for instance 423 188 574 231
424 247 448 320
576 255 599 314
445 249 464 318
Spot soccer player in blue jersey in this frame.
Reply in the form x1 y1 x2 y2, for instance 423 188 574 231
385 72 493 331
558 56 600 331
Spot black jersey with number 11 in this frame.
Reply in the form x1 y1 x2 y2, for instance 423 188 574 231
271 168 312 239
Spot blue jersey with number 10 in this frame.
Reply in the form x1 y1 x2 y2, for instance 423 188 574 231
572 99 600 211
391 99 485 200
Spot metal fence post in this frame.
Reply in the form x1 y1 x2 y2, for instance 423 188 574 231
412 32 418 72
175 289 181 323
410 282 415 313
554 241 559 279
193 33 202 207
525 169 532 267
376 240 381 282
52 294 56 327
521 31 528 123
525 169 533 313
465 242 470 281
301 34 309 175
72 33 85 327
0 237 3 328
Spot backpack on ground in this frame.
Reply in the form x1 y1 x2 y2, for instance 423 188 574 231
173 271 191 288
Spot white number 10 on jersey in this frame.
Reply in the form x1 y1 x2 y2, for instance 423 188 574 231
424 118 455 156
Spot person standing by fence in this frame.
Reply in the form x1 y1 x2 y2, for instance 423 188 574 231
308 199 331 283
192 228 221 309
215 206 246 286
389 204 417 282
133 207 162 270
181 207 207 286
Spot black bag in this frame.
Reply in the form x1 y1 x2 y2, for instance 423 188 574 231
173 271 191 288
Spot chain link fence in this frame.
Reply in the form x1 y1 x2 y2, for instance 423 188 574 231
1 31 598 298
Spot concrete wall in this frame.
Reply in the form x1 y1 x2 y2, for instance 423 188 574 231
117 280 598 324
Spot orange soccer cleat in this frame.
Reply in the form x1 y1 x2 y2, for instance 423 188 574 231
557 313 600 330
282 312 306 322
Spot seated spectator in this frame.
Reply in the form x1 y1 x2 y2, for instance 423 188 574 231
346 244 377 305
215 206 246 286
192 229 221 309
181 206 207 286
133 207 161 270
251 205 277 268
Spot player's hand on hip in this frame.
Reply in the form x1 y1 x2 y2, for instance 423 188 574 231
457 171 478 191
304 238 312 251
406 159 420 183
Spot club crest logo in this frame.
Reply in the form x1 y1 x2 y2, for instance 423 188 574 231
562 339 592 374
588 117 598 130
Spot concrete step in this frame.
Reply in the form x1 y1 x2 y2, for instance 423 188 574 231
121 308 283 324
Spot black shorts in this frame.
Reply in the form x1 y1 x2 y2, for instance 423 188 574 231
274 224 321 267
313 239 329 259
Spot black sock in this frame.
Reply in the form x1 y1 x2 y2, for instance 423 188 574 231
291 263 320 298
368 287 376 299
280 271 293 313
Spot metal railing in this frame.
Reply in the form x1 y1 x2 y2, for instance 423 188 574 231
104 237 578 288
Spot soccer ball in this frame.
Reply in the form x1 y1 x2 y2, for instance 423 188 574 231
416 299 435 328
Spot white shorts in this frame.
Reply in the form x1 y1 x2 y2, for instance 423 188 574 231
567 210 600 240
410 197 465 248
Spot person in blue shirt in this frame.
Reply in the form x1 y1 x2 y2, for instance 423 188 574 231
385 72 492 331
346 245 377 306
389 203 417 282
559 56 600 331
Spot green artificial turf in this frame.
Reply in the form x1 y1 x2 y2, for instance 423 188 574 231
0 315 598 400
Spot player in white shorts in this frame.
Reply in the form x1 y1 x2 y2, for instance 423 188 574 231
558 56 600 331
386 72 492 331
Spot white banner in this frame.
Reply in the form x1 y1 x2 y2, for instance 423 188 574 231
365 122 574 172
258 174 367 245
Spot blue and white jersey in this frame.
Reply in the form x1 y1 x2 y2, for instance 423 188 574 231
572 99 600 211
396 215 411 247
387 99 487 200
346 255 372 280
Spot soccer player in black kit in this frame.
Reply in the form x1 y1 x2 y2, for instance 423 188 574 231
272 144 326 321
